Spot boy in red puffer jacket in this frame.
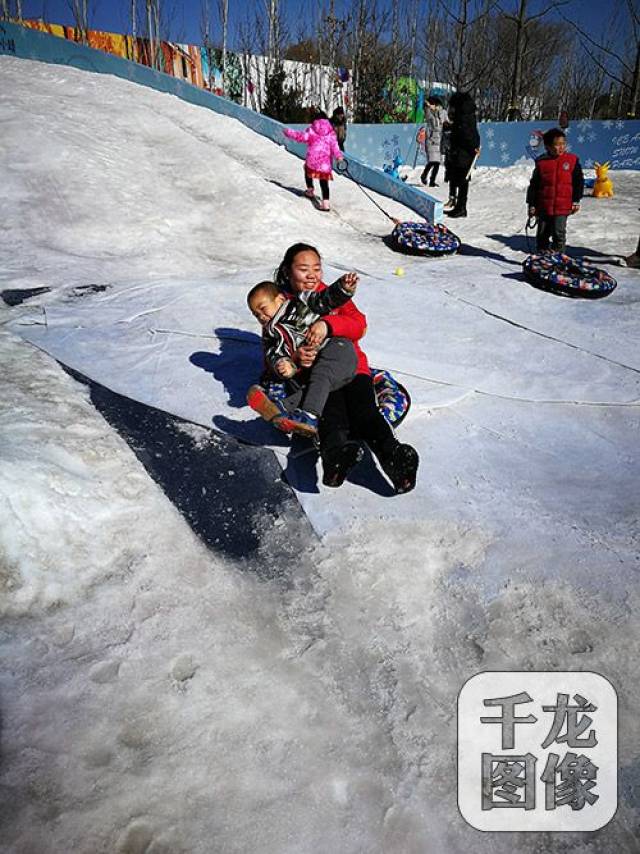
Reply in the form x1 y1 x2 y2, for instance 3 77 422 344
527 128 584 253
283 111 344 211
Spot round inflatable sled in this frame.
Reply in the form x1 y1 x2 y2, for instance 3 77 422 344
371 368 411 427
260 369 411 429
391 221 460 257
522 253 617 299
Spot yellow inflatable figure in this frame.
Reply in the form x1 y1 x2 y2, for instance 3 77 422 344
593 161 614 197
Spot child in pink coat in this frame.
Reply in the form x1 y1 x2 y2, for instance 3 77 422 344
283 111 344 211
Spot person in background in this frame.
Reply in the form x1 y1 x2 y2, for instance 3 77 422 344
420 96 446 188
441 117 455 209
526 128 584 253
330 106 347 152
445 91 480 219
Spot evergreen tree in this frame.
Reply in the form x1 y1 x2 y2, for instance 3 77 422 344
262 63 307 123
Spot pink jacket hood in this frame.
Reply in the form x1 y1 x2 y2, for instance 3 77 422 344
309 118 335 136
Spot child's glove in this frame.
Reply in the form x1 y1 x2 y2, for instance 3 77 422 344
570 203 580 215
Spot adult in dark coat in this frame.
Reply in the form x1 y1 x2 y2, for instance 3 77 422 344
445 91 480 218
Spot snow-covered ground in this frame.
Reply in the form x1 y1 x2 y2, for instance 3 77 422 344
1 56 639 853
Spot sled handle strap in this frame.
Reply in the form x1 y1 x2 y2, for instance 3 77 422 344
336 158 401 225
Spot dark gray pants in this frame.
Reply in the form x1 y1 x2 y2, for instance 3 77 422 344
284 338 357 416
537 214 568 252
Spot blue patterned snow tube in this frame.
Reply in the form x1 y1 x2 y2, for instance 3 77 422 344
372 369 411 427
264 370 411 428
522 253 617 299
391 221 460 257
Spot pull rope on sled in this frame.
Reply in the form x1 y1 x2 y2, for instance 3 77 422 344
525 214 538 254
335 159 401 225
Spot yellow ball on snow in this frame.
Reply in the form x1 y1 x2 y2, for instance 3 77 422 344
394 267 405 276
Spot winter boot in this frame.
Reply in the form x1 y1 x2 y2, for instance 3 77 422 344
276 408 319 438
304 188 315 198
625 252 640 268
322 441 364 488
320 199 330 211
444 197 456 209
420 171 428 185
247 387 317 438
446 206 467 218
381 443 419 494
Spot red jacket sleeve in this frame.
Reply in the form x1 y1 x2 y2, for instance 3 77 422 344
324 298 367 341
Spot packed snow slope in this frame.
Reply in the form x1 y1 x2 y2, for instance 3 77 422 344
1 55 640 853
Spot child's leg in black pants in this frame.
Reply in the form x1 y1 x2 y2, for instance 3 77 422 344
319 178 330 200
536 215 552 251
300 339 356 416
551 215 567 252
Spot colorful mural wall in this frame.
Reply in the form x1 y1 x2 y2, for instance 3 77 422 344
18 19 346 113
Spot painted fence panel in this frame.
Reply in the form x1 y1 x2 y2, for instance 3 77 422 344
345 119 640 172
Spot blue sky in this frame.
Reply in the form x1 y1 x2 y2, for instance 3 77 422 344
19 0 622 52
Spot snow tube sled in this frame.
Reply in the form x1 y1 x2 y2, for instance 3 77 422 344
371 369 411 427
391 221 460 257
522 252 617 299
261 369 411 429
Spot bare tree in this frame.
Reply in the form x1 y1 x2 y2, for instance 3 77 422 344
140 0 171 70
346 0 396 121
559 0 640 118
497 0 569 118
237 4 268 109
313 0 350 111
266 0 280 63
405 0 421 83
218 0 229 95
0 0 22 21
201 0 215 88
67 0 91 43
419 0 501 92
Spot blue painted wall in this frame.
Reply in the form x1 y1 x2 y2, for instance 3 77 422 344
342 120 640 171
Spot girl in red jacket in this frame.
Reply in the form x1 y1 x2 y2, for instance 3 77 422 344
526 128 584 253
272 243 419 494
